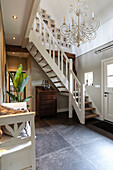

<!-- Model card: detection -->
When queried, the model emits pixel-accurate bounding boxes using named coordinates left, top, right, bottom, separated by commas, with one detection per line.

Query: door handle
left=104, top=92, right=109, bottom=94
left=104, top=92, right=109, bottom=97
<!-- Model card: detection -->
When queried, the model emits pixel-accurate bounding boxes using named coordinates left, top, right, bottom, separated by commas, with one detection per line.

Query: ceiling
left=40, top=0, right=113, bottom=28
left=1, top=0, right=113, bottom=50
left=1, top=0, right=34, bottom=46
left=7, top=51, right=29, bottom=58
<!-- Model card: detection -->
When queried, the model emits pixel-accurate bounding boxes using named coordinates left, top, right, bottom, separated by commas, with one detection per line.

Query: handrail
left=36, top=13, right=69, bottom=63
left=70, top=70, right=81, bottom=86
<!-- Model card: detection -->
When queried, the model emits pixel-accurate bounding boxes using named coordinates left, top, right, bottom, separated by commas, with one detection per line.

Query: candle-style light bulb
left=72, top=17, right=74, bottom=25
left=64, top=16, right=65, bottom=23
left=69, top=24, right=70, bottom=30
left=92, top=11, right=95, bottom=19
left=83, top=16, right=85, bottom=25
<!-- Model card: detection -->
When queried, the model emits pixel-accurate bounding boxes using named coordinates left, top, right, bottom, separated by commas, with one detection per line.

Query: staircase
left=26, top=12, right=99, bottom=124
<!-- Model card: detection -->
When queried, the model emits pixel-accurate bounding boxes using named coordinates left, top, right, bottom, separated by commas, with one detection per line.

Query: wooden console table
left=36, top=86, right=57, bottom=117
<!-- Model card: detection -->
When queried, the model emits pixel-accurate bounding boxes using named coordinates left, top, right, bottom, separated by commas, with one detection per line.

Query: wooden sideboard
left=36, top=86, right=57, bottom=117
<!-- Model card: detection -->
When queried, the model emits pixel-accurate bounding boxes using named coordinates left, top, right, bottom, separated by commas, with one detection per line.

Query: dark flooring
left=35, top=112, right=113, bottom=170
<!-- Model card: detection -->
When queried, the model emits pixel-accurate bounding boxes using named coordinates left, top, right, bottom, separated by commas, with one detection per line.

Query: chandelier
left=60, top=0, right=100, bottom=47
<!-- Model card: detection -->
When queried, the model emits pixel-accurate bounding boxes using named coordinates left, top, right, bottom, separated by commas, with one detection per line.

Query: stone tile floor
left=35, top=112, right=113, bottom=170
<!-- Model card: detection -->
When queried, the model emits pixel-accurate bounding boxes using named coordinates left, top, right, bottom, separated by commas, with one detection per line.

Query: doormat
left=93, top=121, right=113, bottom=134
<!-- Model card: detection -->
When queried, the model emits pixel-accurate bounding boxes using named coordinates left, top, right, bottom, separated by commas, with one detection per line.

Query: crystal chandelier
left=60, top=0, right=100, bottom=47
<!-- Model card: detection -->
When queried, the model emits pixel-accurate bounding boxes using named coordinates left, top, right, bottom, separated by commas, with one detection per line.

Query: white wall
left=77, top=41, right=113, bottom=114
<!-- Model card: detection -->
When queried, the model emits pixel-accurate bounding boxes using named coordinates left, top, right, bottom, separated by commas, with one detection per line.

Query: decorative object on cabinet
left=42, top=80, right=50, bottom=90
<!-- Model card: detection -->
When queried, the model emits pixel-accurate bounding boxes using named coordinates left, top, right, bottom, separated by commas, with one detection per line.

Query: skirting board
left=57, top=108, right=69, bottom=113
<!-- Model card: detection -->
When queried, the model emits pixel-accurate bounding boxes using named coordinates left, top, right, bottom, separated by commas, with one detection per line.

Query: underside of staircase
left=26, top=12, right=99, bottom=124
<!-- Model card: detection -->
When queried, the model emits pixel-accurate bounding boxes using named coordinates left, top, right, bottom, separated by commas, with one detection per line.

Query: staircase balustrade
left=28, top=12, right=86, bottom=124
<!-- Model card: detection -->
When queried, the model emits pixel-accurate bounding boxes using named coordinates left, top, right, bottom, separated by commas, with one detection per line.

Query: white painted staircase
left=26, top=13, right=99, bottom=124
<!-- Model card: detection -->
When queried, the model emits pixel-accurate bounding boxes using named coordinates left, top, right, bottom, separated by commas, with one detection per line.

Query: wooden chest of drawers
left=36, top=86, right=57, bottom=117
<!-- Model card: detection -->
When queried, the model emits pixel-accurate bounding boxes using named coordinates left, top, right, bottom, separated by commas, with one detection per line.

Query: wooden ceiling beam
left=6, top=45, right=28, bottom=53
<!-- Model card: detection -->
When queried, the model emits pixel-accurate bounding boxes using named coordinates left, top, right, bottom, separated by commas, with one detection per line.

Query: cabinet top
left=36, top=86, right=57, bottom=93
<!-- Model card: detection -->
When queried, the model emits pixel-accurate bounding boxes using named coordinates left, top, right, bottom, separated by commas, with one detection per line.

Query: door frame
left=101, top=57, right=113, bottom=120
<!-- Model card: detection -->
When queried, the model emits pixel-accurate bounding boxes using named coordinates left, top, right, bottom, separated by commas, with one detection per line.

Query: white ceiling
left=1, top=0, right=33, bottom=46
left=1, top=0, right=113, bottom=48
left=40, top=0, right=113, bottom=28
left=7, top=52, right=29, bottom=58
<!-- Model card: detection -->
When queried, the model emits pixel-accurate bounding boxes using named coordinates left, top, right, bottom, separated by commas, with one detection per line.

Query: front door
left=104, top=59, right=113, bottom=122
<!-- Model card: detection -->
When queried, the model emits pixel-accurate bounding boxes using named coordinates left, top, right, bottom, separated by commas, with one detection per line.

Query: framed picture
left=51, top=24, right=55, bottom=28
left=50, top=19, right=55, bottom=24
left=41, top=9, right=46, bottom=14
left=43, top=19, right=49, bottom=25
left=56, top=28, right=60, bottom=33
left=57, top=33, right=61, bottom=40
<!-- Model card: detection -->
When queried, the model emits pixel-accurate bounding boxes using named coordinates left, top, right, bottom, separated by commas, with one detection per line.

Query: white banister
left=30, top=12, right=86, bottom=124
left=34, top=13, right=70, bottom=80
left=69, top=59, right=73, bottom=118
left=81, top=84, right=85, bottom=124
left=69, top=69, right=85, bottom=123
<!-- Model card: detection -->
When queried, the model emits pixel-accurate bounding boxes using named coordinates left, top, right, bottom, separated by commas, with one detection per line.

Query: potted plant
left=6, top=64, right=33, bottom=108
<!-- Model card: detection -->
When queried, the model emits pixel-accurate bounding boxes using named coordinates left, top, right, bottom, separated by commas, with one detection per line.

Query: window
left=107, top=64, right=113, bottom=88
left=84, top=72, right=93, bottom=86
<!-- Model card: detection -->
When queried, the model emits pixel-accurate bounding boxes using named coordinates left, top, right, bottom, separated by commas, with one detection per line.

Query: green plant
left=6, top=64, right=33, bottom=106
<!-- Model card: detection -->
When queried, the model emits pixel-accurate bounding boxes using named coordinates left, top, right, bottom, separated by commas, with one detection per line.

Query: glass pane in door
left=107, top=64, right=113, bottom=76
left=107, top=76, right=113, bottom=88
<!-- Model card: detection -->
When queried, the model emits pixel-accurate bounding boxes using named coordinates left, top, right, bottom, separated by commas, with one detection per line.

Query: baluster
left=69, top=59, right=73, bottom=93
left=58, top=49, right=60, bottom=69
left=78, top=87, right=80, bottom=109
left=75, top=81, right=76, bottom=99
left=81, top=84, right=85, bottom=124
left=61, top=51, right=63, bottom=73
left=43, top=26, right=46, bottom=46
left=53, top=42, right=55, bottom=62
left=49, top=34, right=51, bottom=57
left=66, top=59, right=68, bottom=79
left=39, top=22, right=42, bottom=42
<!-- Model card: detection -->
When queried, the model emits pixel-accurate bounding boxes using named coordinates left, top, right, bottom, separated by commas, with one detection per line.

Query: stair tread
left=38, top=58, right=44, bottom=63
left=54, top=81, right=61, bottom=84
left=61, top=91, right=69, bottom=93
left=85, top=101, right=92, bottom=104
left=57, top=86, right=65, bottom=88
left=50, top=75, right=57, bottom=78
left=85, top=107, right=95, bottom=111
left=42, top=64, right=48, bottom=68
left=85, top=113, right=99, bottom=119
left=46, top=70, right=53, bottom=73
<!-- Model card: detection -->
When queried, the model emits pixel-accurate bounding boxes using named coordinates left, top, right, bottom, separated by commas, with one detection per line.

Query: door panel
left=104, top=59, right=113, bottom=122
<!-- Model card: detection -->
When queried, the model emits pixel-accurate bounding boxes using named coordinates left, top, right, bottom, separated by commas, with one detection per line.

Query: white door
left=104, top=59, right=113, bottom=122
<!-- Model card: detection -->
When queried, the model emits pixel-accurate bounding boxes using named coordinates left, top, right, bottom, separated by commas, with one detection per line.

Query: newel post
left=81, top=84, right=85, bottom=124
left=69, top=59, right=73, bottom=118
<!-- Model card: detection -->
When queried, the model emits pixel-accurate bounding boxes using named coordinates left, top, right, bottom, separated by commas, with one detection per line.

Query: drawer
left=40, top=95, right=56, bottom=101
left=40, top=104, right=56, bottom=110
left=40, top=100, right=56, bottom=106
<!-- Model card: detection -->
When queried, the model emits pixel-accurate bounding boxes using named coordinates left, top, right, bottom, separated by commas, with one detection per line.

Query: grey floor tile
left=35, top=130, right=70, bottom=158
left=75, top=138, right=113, bottom=170
left=36, top=147, right=96, bottom=170
left=56, top=124, right=104, bottom=147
